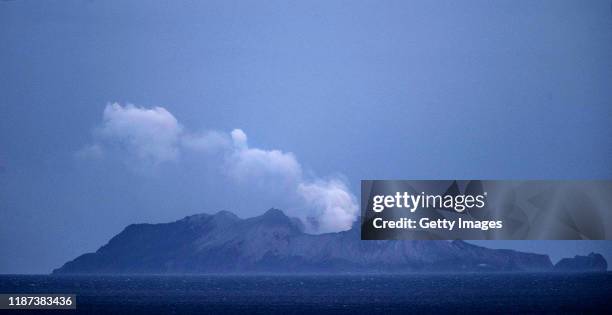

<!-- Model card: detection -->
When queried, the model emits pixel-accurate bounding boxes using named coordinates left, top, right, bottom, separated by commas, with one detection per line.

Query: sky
left=1, top=0, right=612, bottom=273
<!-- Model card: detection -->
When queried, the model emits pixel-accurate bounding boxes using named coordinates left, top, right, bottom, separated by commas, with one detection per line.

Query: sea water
left=1, top=273, right=611, bottom=314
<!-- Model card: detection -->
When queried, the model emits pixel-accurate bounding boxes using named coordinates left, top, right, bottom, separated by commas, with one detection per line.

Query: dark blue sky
left=1, top=0, right=611, bottom=273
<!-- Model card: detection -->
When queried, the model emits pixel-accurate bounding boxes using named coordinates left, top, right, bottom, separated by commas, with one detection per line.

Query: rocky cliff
left=554, top=253, right=607, bottom=272
left=54, top=209, right=601, bottom=274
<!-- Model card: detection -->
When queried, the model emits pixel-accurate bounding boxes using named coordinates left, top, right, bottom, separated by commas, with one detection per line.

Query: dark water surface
left=1, top=273, right=611, bottom=314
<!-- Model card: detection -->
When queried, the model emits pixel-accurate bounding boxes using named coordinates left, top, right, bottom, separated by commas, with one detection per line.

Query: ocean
left=1, top=273, right=611, bottom=314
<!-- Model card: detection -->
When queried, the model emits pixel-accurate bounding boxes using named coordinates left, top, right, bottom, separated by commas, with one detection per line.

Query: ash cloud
left=79, top=103, right=358, bottom=233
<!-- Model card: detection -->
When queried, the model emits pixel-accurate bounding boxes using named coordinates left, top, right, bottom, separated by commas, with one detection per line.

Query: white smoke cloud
left=226, top=129, right=302, bottom=184
left=181, top=130, right=231, bottom=153
left=297, top=179, right=359, bottom=233
left=230, top=129, right=248, bottom=149
left=95, top=103, right=183, bottom=165
left=80, top=103, right=358, bottom=233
